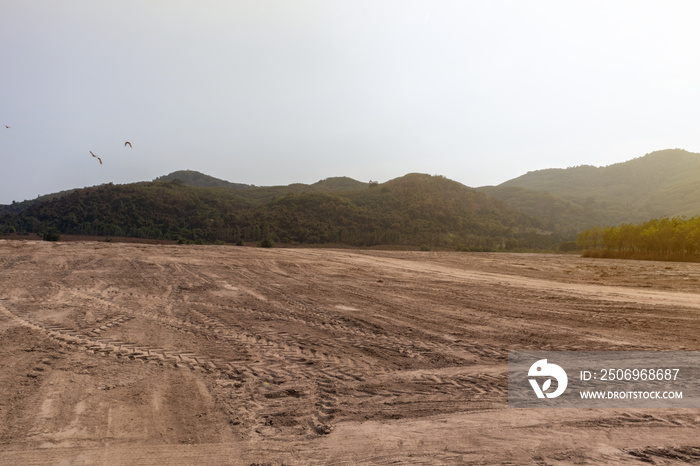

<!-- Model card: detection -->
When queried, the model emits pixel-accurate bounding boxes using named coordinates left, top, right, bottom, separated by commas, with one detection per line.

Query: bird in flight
left=124, top=141, right=132, bottom=148
left=90, top=151, right=102, bottom=165
left=4, top=125, right=10, bottom=129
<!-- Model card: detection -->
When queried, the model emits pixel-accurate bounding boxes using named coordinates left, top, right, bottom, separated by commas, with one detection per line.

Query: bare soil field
left=1, top=240, right=700, bottom=464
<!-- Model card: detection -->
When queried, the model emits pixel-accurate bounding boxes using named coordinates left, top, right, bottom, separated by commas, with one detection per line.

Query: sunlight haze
left=2, top=0, right=700, bottom=204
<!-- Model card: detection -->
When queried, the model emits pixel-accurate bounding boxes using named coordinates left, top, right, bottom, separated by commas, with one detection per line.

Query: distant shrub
left=259, top=237, right=274, bottom=248
left=42, top=228, right=60, bottom=242
left=419, top=244, right=430, bottom=251
left=559, top=241, right=580, bottom=252
left=235, top=238, right=244, bottom=246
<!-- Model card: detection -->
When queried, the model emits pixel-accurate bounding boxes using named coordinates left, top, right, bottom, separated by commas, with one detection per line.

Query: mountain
left=231, top=176, right=369, bottom=205
left=0, top=171, right=370, bottom=215
left=478, top=149, right=700, bottom=231
left=155, top=170, right=254, bottom=190
left=4, top=148, right=699, bottom=248
left=261, top=173, right=542, bottom=246
left=0, top=174, right=547, bottom=249
left=155, top=170, right=367, bottom=193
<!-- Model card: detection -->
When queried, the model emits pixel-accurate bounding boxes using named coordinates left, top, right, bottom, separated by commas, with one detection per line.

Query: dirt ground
left=1, top=240, right=700, bottom=465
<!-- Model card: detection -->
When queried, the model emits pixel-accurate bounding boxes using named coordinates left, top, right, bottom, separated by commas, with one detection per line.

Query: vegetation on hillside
left=155, top=170, right=254, bottom=190
left=0, top=187, right=79, bottom=215
left=0, top=174, right=553, bottom=249
left=7, top=149, right=700, bottom=252
left=477, top=186, right=601, bottom=233
left=0, top=171, right=369, bottom=215
left=481, top=149, right=700, bottom=230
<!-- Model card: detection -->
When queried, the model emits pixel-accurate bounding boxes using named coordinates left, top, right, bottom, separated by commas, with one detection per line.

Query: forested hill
left=155, top=170, right=254, bottom=190
left=0, top=173, right=549, bottom=249
left=6, top=149, right=697, bottom=247
left=478, top=149, right=700, bottom=231
left=0, top=171, right=369, bottom=215
left=156, top=170, right=368, bottom=193
left=0, top=188, right=79, bottom=215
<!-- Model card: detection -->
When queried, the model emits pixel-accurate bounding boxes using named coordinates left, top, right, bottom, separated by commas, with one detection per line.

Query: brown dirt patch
left=1, top=240, right=700, bottom=463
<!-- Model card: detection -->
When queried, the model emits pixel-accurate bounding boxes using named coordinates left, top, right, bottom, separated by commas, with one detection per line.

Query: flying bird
left=90, top=151, right=102, bottom=165
left=124, top=141, right=132, bottom=148
left=4, top=125, right=10, bottom=129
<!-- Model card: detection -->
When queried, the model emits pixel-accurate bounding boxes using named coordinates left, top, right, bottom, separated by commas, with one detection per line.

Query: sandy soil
left=1, top=240, right=700, bottom=464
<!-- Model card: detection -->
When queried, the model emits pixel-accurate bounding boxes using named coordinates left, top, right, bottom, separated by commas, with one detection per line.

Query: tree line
left=577, top=216, right=700, bottom=260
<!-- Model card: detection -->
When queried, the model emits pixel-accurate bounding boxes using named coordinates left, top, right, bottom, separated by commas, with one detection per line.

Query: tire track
left=300, top=281, right=509, bottom=362
left=627, top=446, right=700, bottom=463
left=1, top=253, right=518, bottom=438
left=0, top=301, right=246, bottom=376
left=80, top=272, right=487, bottom=371
left=68, top=287, right=373, bottom=378
left=227, top=282, right=492, bottom=367
left=85, top=315, right=135, bottom=337
left=15, top=288, right=364, bottom=437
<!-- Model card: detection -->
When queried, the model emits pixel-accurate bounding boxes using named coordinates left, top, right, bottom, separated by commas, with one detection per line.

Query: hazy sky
left=2, top=1, right=700, bottom=204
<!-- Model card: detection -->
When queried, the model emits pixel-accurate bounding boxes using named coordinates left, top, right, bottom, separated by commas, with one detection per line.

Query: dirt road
left=1, top=240, right=700, bottom=464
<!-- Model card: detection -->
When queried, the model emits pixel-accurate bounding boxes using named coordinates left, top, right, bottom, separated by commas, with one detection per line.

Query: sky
left=2, top=1, right=700, bottom=204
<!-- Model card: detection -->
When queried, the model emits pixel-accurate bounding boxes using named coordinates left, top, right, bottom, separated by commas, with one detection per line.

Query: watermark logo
left=528, top=359, right=568, bottom=399
left=510, top=351, right=699, bottom=408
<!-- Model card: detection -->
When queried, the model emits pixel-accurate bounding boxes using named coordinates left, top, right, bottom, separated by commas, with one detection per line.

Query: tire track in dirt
left=70, top=274, right=371, bottom=373
left=0, top=302, right=237, bottom=374
left=74, top=264, right=439, bottom=375
left=70, top=286, right=374, bottom=383
left=336, top=278, right=652, bottom=354
left=224, top=277, right=487, bottom=369
left=185, top=271, right=510, bottom=427
left=0, top=299, right=288, bottom=436
left=626, top=446, right=700, bottom=463
left=2, top=250, right=513, bottom=438
left=4, top=249, right=602, bottom=441
left=45, top=288, right=360, bottom=437
left=1, top=298, right=286, bottom=437
left=189, top=296, right=505, bottom=429
left=84, top=315, right=135, bottom=337
left=182, top=306, right=371, bottom=437
left=312, top=281, right=508, bottom=362
left=149, top=263, right=430, bottom=436
left=59, top=291, right=298, bottom=388
left=341, top=368, right=506, bottom=420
